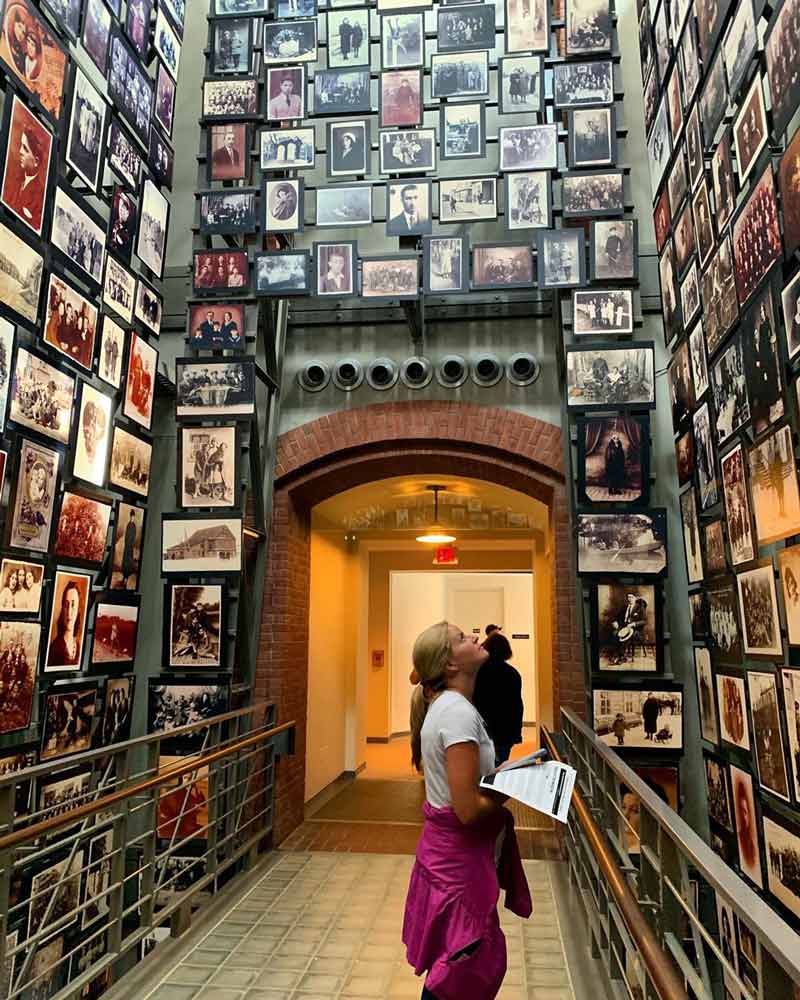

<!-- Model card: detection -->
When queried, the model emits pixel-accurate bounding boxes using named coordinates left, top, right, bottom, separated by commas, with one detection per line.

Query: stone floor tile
left=524, top=950, right=567, bottom=969
left=165, top=967, right=214, bottom=987
left=527, top=967, right=572, bottom=988
left=194, top=990, right=246, bottom=1000
left=294, top=971, right=342, bottom=992
left=179, top=949, right=230, bottom=967
left=528, top=989, right=575, bottom=1000
left=149, top=988, right=199, bottom=1000
left=207, top=969, right=260, bottom=990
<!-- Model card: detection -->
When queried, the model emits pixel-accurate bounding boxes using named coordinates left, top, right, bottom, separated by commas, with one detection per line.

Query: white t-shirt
left=421, top=690, right=496, bottom=808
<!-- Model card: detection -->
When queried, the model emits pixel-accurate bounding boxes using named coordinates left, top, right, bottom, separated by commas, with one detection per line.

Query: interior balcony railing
left=544, top=709, right=800, bottom=1000
left=0, top=702, right=295, bottom=1000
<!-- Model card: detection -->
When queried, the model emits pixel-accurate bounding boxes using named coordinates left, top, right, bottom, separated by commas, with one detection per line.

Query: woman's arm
left=446, top=741, right=508, bottom=825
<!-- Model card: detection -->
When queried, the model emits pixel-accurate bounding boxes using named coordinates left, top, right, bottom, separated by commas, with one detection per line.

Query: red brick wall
left=257, top=402, right=584, bottom=844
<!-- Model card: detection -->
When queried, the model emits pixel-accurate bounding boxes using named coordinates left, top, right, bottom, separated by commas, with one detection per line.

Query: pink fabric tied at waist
left=402, top=802, right=532, bottom=1000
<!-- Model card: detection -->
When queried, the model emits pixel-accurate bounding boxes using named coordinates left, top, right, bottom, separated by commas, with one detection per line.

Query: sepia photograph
left=693, top=402, right=718, bottom=510
left=0, top=747, right=35, bottom=817
left=680, top=487, right=703, bottom=584
left=265, top=66, right=304, bottom=120
left=695, top=648, right=718, bottom=742
left=167, top=584, right=224, bottom=668
left=135, top=280, right=163, bottom=339
left=782, top=669, right=800, bottom=797
left=44, top=270, right=98, bottom=372
left=0, top=557, right=43, bottom=613
left=180, top=425, right=237, bottom=509
left=658, top=244, right=681, bottom=346
left=210, top=123, right=250, bottom=182
left=137, top=179, right=169, bottom=278
left=254, top=251, right=310, bottom=295
left=711, top=331, right=749, bottom=444
left=148, top=680, right=229, bottom=750
left=111, top=502, right=145, bottom=591
left=92, top=598, right=139, bottom=666
left=327, top=121, right=370, bottom=177
left=380, top=12, right=422, bottom=70
left=572, top=290, right=633, bottom=335
left=782, top=271, right=800, bottom=363
left=499, top=124, right=557, bottom=172
left=0, top=94, right=53, bottom=237
left=441, top=102, right=485, bottom=160
left=361, top=256, right=418, bottom=298
left=733, top=74, right=769, bottom=187
left=261, top=126, right=314, bottom=172
left=737, top=562, right=783, bottom=658
left=9, top=346, right=75, bottom=446
left=188, top=303, right=245, bottom=350
left=506, top=171, right=551, bottom=231
left=472, top=244, right=533, bottom=290
left=28, top=852, right=83, bottom=938
left=780, top=127, right=800, bottom=258
left=162, top=516, right=242, bottom=575
left=0, top=621, right=39, bottom=733
left=721, top=442, right=755, bottom=566
left=566, top=0, right=612, bottom=54
left=748, top=671, right=790, bottom=801
left=647, top=99, right=671, bottom=195
left=506, top=0, right=549, bottom=52
left=423, top=236, right=468, bottom=295
left=591, top=220, right=637, bottom=281
left=109, top=29, right=154, bottom=144
left=125, top=0, right=153, bottom=58
left=733, top=165, right=783, bottom=307
left=674, top=203, right=696, bottom=277
left=742, top=285, right=784, bottom=436
left=41, top=684, right=96, bottom=757
left=101, top=675, right=134, bottom=745
left=73, top=381, right=112, bottom=488
left=38, top=769, right=89, bottom=822
left=204, top=76, right=260, bottom=120
left=764, top=814, right=800, bottom=920
left=593, top=687, right=683, bottom=749
left=211, top=17, right=253, bottom=74
left=569, top=107, right=615, bottom=167
left=386, top=180, right=431, bottom=237
left=193, top=250, right=249, bottom=295
left=689, top=590, right=707, bottom=639
left=155, top=62, right=176, bottom=137
left=576, top=510, right=667, bottom=577
left=680, top=260, right=701, bottom=328
left=553, top=60, right=613, bottom=108
left=565, top=170, right=624, bottom=218
left=576, top=414, right=648, bottom=504
left=780, top=548, right=800, bottom=645
left=708, top=579, right=743, bottom=664
left=566, top=343, right=655, bottom=409
left=54, top=492, right=111, bottom=566
left=749, top=425, right=800, bottom=546
left=711, top=130, right=737, bottom=234
left=0, top=0, right=68, bottom=122
left=9, top=437, right=59, bottom=552
left=498, top=55, right=542, bottom=114
left=430, top=51, right=489, bottom=99
left=717, top=672, right=749, bottom=749
left=692, top=181, right=715, bottom=268
left=538, top=228, right=585, bottom=289
left=66, top=67, right=107, bottom=192
left=702, top=236, right=738, bottom=354
left=765, top=0, right=800, bottom=137
left=706, top=755, right=733, bottom=831
left=685, top=106, right=704, bottom=189
left=439, top=177, right=496, bottom=224
left=699, top=49, right=728, bottom=147
left=109, top=424, right=152, bottom=499
left=123, top=334, right=157, bottom=432
left=679, top=20, right=701, bottom=103
left=157, top=756, right=209, bottom=840
left=379, top=128, right=436, bottom=174
left=380, top=70, right=422, bottom=129
left=264, top=178, right=304, bottom=234
left=82, top=830, right=113, bottom=927
left=723, top=0, right=758, bottom=99
left=689, top=320, right=709, bottom=397
left=199, top=189, right=257, bottom=237
left=592, top=582, right=661, bottom=672
left=676, top=430, right=695, bottom=486
left=0, top=221, right=43, bottom=326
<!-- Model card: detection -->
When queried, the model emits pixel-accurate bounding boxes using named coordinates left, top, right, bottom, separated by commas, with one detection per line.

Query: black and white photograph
left=162, top=516, right=242, bottom=576
left=135, top=280, right=163, bottom=338
left=702, top=237, right=738, bottom=354
left=0, top=747, right=36, bottom=817
left=680, top=487, right=703, bottom=583
left=593, top=687, right=683, bottom=749
left=212, top=18, right=253, bottom=74
left=167, top=584, right=224, bottom=668
left=151, top=130, right=175, bottom=188
left=107, top=185, right=138, bottom=268
left=103, top=680, right=135, bottom=744
left=711, top=332, right=750, bottom=444
left=430, top=51, right=489, bottom=99
left=471, top=244, right=534, bottom=290
left=765, top=0, right=800, bottom=137
left=708, top=579, right=744, bottom=664
left=175, top=358, right=256, bottom=418
left=748, top=671, right=790, bottom=800
left=742, top=285, right=784, bottom=436
left=50, top=185, right=105, bottom=288
left=108, top=120, right=143, bottom=191
left=733, top=75, right=768, bottom=186
left=721, top=442, right=755, bottom=566
left=316, top=185, right=372, bottom=227
left=723, top=0, right=757, bottom=99
left=674, top=203, right=696, bottom=277
left=506, top=0, right=549, bottom=52
left=263, top=18, right=317, bottom=64
left=109, top=424, right=152, bottom=499
left=10, top=345, right=75, bottom=446
left=82, top=830, right=113, bottom=927
left=137, top=179, right=169, bottom=278
left=103, top=255, right=135, bottom=325
left=737, top=562, right=783, bottom=658
left=668, top=338, right=695, bottom=431
left=689, top=321, right=709, bottom=397
left=381, top=12, right=422, bottom=70
left=125, top=0, right=152, bottom=58
left=111, top=502, right=145, bottom=591
left=711, top=131, right=737, bottom=232
left=782, top=669, right=800, bottom=796
left=423, top=236, right=469, bottom=295
left=666, top=66, right=684, bottom=145
left=572, top=290, right=633, bottom=336
left=591, top=582, right=661, bottom=673
left=680, top=260, right=701, bottom=328
left=437, top=4, right=495, bottom=51
left=591, top=220, right=637, bottom=281
left=696, top=648, right=718, bottom=742
left=98, top=316, right=125, bottom=390
left=386, top=180, right=431, bottom=237
left=441, top=103, right=485, bottom=160
left=569, top=108, right=615, bottom=167
left=668, top=0, right=692, bottom=42
left=499, top=124, right=557, bottom=172
left=0, top=621, right=39, bottom=734
left=676, top=430, right=696, bottom=486
left=327, top=121, right=370, bottom=177
left=0, top=222, right=42, bottom=328
left=180, top=425, right=237, bottom=509
left=780, top=551, right=800, bottom=646
left=379, top=129, right=436, bottom=174
left=692, top=183, right=715, bottom=271
left=505, top=171, right=551, bottom=230
left=314, top=241, right=356, bottom=297
left=41, top=684, right=96, bottom=758
left=706, top=755, right=733, bottom=830
left=679, top=20, right=701, bottom=104
left=155, top=6, right=181, bottom=79
left=733, top=164, right=783, bottom=306
left=361, top=256, right=418, bottom=298
left=254, top=250, right=311, bottom=296
left=781, top=270, right=800, bottom=361
left=781, top=129, right=800, bottom=261
left=667, top=154, right=688, bottom=223
left=553, top=60, right=613, bottom=108
left=566, top=0, right=612, bottom=54
left=694, top=403, right=718, bottom=509
left=576, top=413, right=648, bottom=504
left=314, top=68, right=370, bottom=114
left=700, top=49, right=728, bottom=147
left=261, top=127, right=315, bottom=172
left=690, top=590, right=707, bottom=640
left=652, top=2, right=670, bottom=84
left=155, top=62, right=177, bottom=138
left=148, top=680, right=230, bottom=750
left=214, top=0, right=268, bottom=12
left=717, top=672, right=749, bottom=748
left=28, top=852, right=83, bottom=937
left=109, top=30, right=153, bottom=145
left=647, top=98, right=671, bottom=196
left=764, top=814, right=800, bottom=920
left=685, top=106, right=704, bottom=190
left=66, top=67, right=107, bottom=193
left=439, top=177, right=496, bottom=224
left=563, top=171, right=624, bottom=218
left=748, top=424, right=800, bottom=546
left=576, top=510, right=667, bottom=576
left=380, top=70, right=422, bottom=129
left=82, top=0, right=111, bottom=73
left=264, top=178, right=304, bottom=234
left=204, top=77, right=260, bottom=120
left=498, top=56, right=542, bottom=114
left=327, top=10, right=369, bottom=68
left=537, top=228, right=585, bottom=289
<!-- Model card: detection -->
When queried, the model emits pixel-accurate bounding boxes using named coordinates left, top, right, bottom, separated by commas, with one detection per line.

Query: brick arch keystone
left=258, top=402, right=583, bottom=843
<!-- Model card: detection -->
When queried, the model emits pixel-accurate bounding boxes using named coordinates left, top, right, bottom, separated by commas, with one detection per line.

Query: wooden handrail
left=541, top=725, right=689, bottom=1000
left=0, top=720, right=295, bottom=853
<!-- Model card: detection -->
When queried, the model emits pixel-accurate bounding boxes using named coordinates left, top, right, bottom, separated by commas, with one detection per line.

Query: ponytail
left=409, top=621, right=451, bottom=772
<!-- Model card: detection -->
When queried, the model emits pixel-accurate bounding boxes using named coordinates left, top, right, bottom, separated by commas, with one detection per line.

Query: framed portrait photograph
left=193, top=250, right=249, bottom=296
left=667, top=153, right=688, bottom=221
left=701, top=236, right=738, bottom=354
left=691, top=181, right=715, bottom=269
left=137, top=179, right=169, bottom=279
left=254, top=250, right=311, bottom=296
left=680, top=486, right=703, bottom=583
left=0, top=221, right=42, bottom=328
left=647, top=99, right=671, bottom=197
left=695, top=0, right=731, bottom=61
left=379, top=128, right=436, bottom=174
left=154, top=63, right=176, bottom=138
left=73, top=382, right=113, bottom=488
left=723, top=0, right=757, bottom=99
left=0, top=621, right=39, bottom=733
left=439, top=177, right=496, bottom=224
left=162, top=514, right=242, bottom=576
left=179, top=425, right=238, bottom=510
left=111, top=502, right=145, bottom=590
left=779, top=549, right=800, bottom=646
left=643, top=65, right=658, bottom=136
left=380, top=70, right=422, bottom=128
left=505, top=171, right=551, bottom=230
left=263, top=178, right=304, bottom=234
left=779, top=127, right=800, bottom=258
left=125, top=0, right=152, bottom=58
left=66, top=68, right=107, bottom=194
left=188, top=303, right=246, bottom=350
left=98, top=316, right=126, bottom=390
left=569, top=107, right=616, bottom=168
left=9, top=437, right=59, bottom=552
left=44, top=570, right=92, bottom=672
left=437, top=3, right=494, bottom=51
left=327, top=120, right=370, bottom=177
left=693, top=403, right=718, bottom=509
left=674, top=203, right=696, bottom=278
left=44, top=271, right=98, bottom=373
left=214, top=0, right=269, bottom=13
left=685, top=104, right=704, bottom=189
left=54, top=490, right=112, bottom=567
left=430, top=51, right=489, bottom=99
left=0, top=557, right=43, bottom=614
left=263, top=17, right=317, bottom=64
left=381, top=12, right=422, bottom=70
left=708, top=579, right=744, bottom=665
left=386, top=179, right=431, bottom=237
left=678, top=20, right=700, bottom=105
left=566, top=341, right=655, bottom=410
left=499, top=124, right=557, bottom=172
left=41, top=688, right=96, bottom=765
left=733, top=75, right=768, bottom=187
left=666, top=66, right=684, bottom=145
left=165, top=584, right=225, bottom=669
left=576, top=413, right=649, bottom=505
left=591, top=220, right=638, bottom=281
left=710, top=331, right=750, bottom=445
left=680, top=260, right=701, bottom=327
left=175, top=358, right=256, bottom=418
left=652, top=3, right=670, bottom=84
left=736, top=562, right=783, bottom=659
left=658, top=243, right=681, bottom=346
left=716, top=672, right=749, bottom=748
left=591, top=582, right=661, bottom=673
left=123, top=333, right=157, bottom=432
left=209, top=124, right=250, bottom=183
left=720, top=441, right=755, bottom=566
left=764, top=812, right=800, bottom=921
left=109, top=29, right=153, bottom=145
left=742, top=284, right=783, bottom=437
left=498, top=55, right=542, bottom=116
left=705, top=754, right=733, bottom=830
left=440, top=103, right=486, bottom=161
left=783, top=270, right=800, bottom=362
left=265, top=67, right=304, bottom=120
left=553, top=60, right=613, bottom=108
left=592, top=685, right=683, bottom=750
left=41, top=0, right=82, bottom=39
left=471, top=243, right=533, bottom=291
left=563, top=170, right=624, bottom=218
left=0, top=94, right=53, bottom=238
left=0, top=0, right=68, bottom=123
left=566, top=0, right=611, bottom=54
left=155, top=6, right=181, bottom=79
left=782, top=670, right=800, bottom=796
left=653, top=189, right=671, bottom=258
left=572, top=289, right=633, bottom=336
left=313, top=241, right=356, bottom=298
left=203, top=77, right=260, bottom=120
left=505, top=0, right=549, bottom=52
left=676, top=429, right=695, bottom=487
left=537, top=228, right=586, bottom=289
left=577, top=509, right=667, bottom=577
left=328, top=10, right=370, bottom=68
left=107, top=119, right=143, bottom=192
left=9, top=346, right=74, bottom=446
left=695, top=648, right=718, bottom=741
left=314, top=68, right=370, bottom=114
left=361, top=255, right=418, bottom=299
left=148, top=679, right=230, bottom=750
left=730, top=766, right=763, bottom=888
left=765, top=0, right=800, bottom=138
left=747, top=671, right=790, bottom=801
left=99, top=675, right=135, bottom=744
left=134, top=280, right=163, bottom=339
left=423, top=236, right=469, bottom=295
left=260, top=126, right=314, bottom=172
left=199, top=189, right=257, bottom=238
left=699, top=49, right=728, bottom=148
left=0, top=747, right=36, bottom=817
left=106, top=186, right=138, bottom=268
left=103, top=255, right=136, bottom=325
left=109, top=424, right=152, bottom=499
left=211, top=17, right=253, bottom=74
left=748, top=424, right=800, bottom=546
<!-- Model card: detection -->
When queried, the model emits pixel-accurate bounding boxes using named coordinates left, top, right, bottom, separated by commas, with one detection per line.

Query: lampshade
left=415, top=486, right=456, bottom=544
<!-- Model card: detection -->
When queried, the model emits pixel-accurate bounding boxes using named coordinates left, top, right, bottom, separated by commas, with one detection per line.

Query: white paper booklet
left=480, top=758, right=576, bottom=825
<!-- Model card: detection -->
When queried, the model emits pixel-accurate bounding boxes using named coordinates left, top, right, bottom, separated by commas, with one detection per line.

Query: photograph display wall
left=637, top=0, right=800, bottom=934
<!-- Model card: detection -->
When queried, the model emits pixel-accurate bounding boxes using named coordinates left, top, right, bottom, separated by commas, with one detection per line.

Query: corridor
left=132, top=850, right=598, bottom=1000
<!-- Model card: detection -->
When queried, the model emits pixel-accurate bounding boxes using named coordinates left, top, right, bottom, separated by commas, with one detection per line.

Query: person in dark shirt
left=472, top=630, right=524, bottom=766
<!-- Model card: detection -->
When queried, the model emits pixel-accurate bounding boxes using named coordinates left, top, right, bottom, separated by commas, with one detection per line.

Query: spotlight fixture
left=297, top=360, right=331, bottom=393
left=416, top=485, right=457, bottom=545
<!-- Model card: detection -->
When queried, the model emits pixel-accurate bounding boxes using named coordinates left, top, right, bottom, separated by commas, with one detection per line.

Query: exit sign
left=433, top=546, right=458, bottom=565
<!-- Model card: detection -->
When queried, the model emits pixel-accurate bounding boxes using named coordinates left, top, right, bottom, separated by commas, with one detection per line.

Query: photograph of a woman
left=45, top=571, right=91, bottom=671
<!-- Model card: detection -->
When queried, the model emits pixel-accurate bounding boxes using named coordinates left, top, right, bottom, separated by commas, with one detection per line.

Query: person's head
left=620, top=784, right=640, bottom=833
left=58, top=581, right=82, bottom=636
left=482, top=630, right=512, bottom=662
left=342, top=132, right=355, bottom=152
left=279, top=77, right=294, bottom=96
left=19, top=127, right=42, bottom=176
left=223, top=129, right=235, bottom=150
left=7, top=571, right=17, bottom=593
left=25, top=570, right=34, bottom=590
left=401, top=184, right=419, bottom=215
left=485, top=624, right=501, bottom=637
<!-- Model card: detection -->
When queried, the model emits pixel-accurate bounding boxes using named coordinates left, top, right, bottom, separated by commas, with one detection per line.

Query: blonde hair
left=409, top=621, right=451, bottom=772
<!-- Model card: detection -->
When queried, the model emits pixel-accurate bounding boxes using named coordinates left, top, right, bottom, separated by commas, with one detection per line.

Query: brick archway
left=257, top=402, right=584, bottom=842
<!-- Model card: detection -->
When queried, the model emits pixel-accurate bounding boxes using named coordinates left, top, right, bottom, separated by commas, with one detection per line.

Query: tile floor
left=142, top=852, right=576, bottom=1000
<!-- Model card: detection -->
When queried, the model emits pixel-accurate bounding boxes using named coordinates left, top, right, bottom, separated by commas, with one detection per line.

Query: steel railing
left=0, top=701, right=294, bottom=1000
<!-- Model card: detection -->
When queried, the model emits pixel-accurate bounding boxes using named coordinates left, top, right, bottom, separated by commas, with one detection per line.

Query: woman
left=404, top=622, right=531, bottom=1000
left=472, top=631, right=524, bottom=766
left=47, top=580, right=83, bottom=668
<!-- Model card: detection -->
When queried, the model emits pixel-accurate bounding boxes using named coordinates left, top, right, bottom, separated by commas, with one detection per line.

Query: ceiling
left=311, top=475, right=548, bottom=539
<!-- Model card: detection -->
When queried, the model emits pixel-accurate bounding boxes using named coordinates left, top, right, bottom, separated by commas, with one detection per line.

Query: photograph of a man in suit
left=2, top=104, right=50, bottom=235
left=268, top=75, right=302, bottom=119
left=319, top=248, right=351, bottom=294
left=213, top=129, right=240, bottom=170
left=387, top=183, right=430, bottom=236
